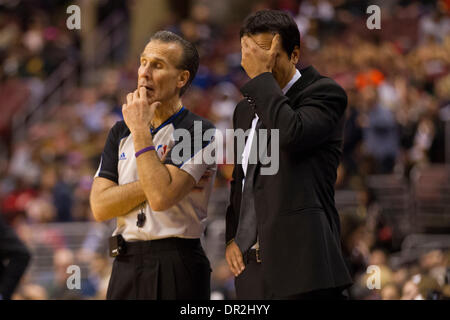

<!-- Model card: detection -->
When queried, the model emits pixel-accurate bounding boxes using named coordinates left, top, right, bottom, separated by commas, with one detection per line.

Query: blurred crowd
left=0, top=2, right=79, bottom=154
left=1, top=0, right=450, bottom=300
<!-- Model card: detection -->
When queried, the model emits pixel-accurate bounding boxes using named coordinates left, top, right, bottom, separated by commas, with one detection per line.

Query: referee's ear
left=177, top=70, right=190, bottom=92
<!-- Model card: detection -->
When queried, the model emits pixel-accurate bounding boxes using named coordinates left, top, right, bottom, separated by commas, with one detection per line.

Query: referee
left=90, top=31, right=216, bottom=300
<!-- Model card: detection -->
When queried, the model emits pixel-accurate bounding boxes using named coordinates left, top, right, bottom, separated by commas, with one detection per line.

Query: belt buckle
left=256, top=248, right=261, bottom=263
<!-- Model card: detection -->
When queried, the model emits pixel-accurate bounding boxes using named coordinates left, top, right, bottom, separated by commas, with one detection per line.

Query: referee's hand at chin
left=225, top=239, right=245, bottom=277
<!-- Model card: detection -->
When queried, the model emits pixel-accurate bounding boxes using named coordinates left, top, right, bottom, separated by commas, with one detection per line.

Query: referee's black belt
left=243, top=248, right=261, bottom=264
left=123, top=237, right=201, bottom=255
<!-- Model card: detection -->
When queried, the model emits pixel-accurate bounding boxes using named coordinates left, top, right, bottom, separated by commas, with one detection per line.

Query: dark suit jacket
left=225, top=66, right=353, bottom=296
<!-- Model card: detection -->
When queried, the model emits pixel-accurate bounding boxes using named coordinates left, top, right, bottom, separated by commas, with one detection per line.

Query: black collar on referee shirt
left=150, top=106, right=186, bottom=136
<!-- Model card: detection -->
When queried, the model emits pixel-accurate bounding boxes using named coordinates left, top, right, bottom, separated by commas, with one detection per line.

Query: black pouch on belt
left=109, top=234, right=126, bottom=257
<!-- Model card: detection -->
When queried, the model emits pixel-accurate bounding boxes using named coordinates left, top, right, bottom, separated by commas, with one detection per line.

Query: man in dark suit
left=225, top=10, right=353, bottom=299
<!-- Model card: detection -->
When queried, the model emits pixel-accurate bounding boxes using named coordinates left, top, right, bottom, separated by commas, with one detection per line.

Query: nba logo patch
left=156, top=144, right=168, bottom=159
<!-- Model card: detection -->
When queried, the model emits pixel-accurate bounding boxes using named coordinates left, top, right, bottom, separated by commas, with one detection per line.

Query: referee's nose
left=138, top=63, right=152, bottom=81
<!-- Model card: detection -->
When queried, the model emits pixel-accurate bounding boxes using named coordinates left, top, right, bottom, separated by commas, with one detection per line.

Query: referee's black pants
left=235, top=249, right=349, bottom=300
left=106, top=238, right=211, bottom=300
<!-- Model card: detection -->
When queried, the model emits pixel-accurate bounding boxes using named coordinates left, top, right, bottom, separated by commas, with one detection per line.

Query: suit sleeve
left=225, top=106, right=240, bottom=245
left=240, top=72, right=347, bottom=153
left=94, top=123, right=120, bottom=183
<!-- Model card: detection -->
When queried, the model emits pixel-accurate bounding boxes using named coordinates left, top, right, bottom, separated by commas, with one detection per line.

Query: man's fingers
left=230, top=245, right=245, bottom=275
left=126, top=93, right=133, bottom=105
left=270, top=33, right=281, bottom=54
left=226, top=251, right=239, bottom=276
left=226, top=245, right=240, bottom=276
left=133, top=89, right=139, bottom=101
left=245, top=36, right=262, bottom=53
left=245, top=35, right=256, bottom=49
left=139, top=86, right=147, bottom=101
left=230, top=255, right=241, bottom=276
left=241, top=36, right=249, bottom=49
left=241, top=38, right=248, bottom=60
left=226, top=241, right=246, bottom=276
left=234, top=248, right=245, bottom=271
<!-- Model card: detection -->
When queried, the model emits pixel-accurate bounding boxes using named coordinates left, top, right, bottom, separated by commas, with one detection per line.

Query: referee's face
left=138, top=40, right=189, bottom=104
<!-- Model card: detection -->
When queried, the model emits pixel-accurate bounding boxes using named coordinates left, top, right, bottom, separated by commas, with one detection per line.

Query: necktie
left=234, top=118, right=263, bottom=253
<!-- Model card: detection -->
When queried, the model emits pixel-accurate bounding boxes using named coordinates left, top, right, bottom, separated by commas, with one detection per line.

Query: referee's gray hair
left=150, top=30, right=199, bottom=96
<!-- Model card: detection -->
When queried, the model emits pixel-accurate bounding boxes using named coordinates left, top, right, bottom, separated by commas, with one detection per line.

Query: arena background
left=0, top=0, right=449, bottom=300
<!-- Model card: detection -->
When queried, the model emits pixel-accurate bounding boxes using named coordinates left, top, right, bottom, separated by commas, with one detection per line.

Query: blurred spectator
left=381, top=282, right=401, bottom=300
left=402, top=279, right=424, bottom=300
left=360, top=85, right=400, bottom=174
left=45, top=248, right=82, bottom=299
left=76, top=88, right=111, bottom=134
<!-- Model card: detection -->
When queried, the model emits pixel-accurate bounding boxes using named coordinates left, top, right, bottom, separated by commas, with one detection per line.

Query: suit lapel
left=236, top=100, right=255, bottom=132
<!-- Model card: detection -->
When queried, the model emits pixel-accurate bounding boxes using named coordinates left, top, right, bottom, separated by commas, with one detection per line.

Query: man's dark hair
left=240, top=10, right=300, bottom=57
left=150, top=30, right=199, bottom=96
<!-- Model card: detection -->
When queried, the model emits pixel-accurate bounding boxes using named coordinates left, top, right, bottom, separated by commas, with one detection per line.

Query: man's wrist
left=132, top=127, right=154, bottom=151
left=135, top=146, right=155, bottom=158
left=130, top=124, right=149, bottom=135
